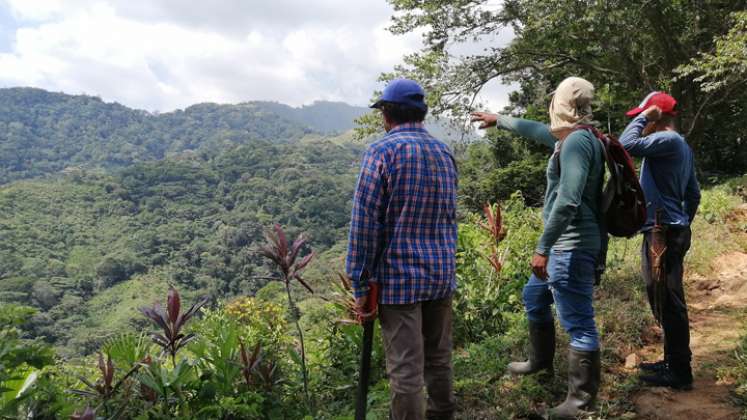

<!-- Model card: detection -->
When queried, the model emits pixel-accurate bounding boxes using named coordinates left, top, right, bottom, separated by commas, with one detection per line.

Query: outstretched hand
left=470, top=112, right=499, bottom=129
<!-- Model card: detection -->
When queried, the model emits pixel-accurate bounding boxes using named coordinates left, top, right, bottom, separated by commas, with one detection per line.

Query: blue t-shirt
left=619, top=115, right=701, bottom=230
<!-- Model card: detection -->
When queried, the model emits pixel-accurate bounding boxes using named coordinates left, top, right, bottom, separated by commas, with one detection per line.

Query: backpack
left=574, top=125, right=646, bottom=237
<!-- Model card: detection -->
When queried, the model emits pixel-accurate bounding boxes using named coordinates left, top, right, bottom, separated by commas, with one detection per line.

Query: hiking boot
left=546, top=348, right=601, bottom=419
left=639, top=363, right=693, bottom=390
left=639, top=359, right=667, bottom=372
left=508, top=321, right=555, bottom=375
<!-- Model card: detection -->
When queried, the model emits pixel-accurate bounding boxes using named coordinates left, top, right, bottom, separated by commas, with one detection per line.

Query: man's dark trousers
left=378, top=296, right=455, bottom=420
left=640, top=225, right=693, bottom=371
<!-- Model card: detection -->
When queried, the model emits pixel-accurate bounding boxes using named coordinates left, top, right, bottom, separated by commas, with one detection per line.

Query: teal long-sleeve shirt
left=494, top=116, right=604, bottom=255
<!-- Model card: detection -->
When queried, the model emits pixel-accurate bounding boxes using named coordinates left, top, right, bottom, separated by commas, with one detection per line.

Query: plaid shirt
left=346, top=122, right=458, bottom=304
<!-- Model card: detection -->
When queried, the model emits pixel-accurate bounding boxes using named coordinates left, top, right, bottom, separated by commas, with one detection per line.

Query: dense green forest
left=0, top=136, right=361, bottom=356
left=0, top=89, right=371, bottom=359
left=0, top=87, right=370, bottom=184
left=1, top=1, right=747, bottom=419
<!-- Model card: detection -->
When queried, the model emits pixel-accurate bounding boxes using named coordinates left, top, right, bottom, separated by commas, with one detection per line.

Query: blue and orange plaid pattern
left=346, top=122, right=458, bottom=305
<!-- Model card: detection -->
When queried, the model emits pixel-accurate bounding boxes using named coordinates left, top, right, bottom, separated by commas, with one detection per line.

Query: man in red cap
left=620, top=92, right=701, bottom=390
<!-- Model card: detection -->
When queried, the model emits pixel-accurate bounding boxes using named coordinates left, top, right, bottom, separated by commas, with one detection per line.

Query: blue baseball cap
left=371, top=78, right=427, bottom=111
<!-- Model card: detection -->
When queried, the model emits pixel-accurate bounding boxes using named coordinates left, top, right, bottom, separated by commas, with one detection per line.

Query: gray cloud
left=0, top=0, right=513, bottom=112
left=111, top=0, right=393, bottom=37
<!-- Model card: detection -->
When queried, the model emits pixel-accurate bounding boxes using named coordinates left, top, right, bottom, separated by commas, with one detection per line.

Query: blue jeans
left=522, top=250, right=599, bottom=351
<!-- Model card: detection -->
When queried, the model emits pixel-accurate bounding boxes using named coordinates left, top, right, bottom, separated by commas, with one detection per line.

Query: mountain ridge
left=0, top=87, right=369, bottom=184
left=0, top=87, right=369, bottom=128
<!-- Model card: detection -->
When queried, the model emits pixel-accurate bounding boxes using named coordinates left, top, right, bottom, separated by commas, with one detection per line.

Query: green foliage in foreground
left=0, top=305, right=55, bottom=418
left=455, top=193, right=542, bottom=344
left=0, top=183, right=744, bottom=419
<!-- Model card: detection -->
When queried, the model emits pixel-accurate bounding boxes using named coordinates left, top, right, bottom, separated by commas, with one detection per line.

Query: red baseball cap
left=626, top=91, right=678, bottom=117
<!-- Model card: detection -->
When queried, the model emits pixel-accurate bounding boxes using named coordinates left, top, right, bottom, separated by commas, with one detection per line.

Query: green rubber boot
left=547, top=348, right=600, bottom=419
left=507, top=321, right=555, bottom=375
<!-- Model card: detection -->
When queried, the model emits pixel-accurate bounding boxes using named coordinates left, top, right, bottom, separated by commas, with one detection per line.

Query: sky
left=0, top=0, right=514, bottom=112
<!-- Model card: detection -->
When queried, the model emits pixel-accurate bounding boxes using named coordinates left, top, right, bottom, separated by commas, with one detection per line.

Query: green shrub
left=453, top=193, right=542, bottom=344
left=58, top=288, right=308, bottom=419
left=223, top=296, right=290, bottom=355
left=459, top=139, right=548, bottom=211
left=0, top=304, right=56, bottom=418
left=699, top=186, right=740, bottom=224
left=302, top=299, right=387, bottom=417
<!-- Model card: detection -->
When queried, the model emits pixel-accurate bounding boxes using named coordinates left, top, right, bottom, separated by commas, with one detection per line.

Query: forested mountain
left=0, top=138, right=361, bottom=355
left=0, top=88, right=369, bottom=184
left=0, top=87, right=375, bottom=355
left=253, top=100, right=369, bottom=134
left=0, top=87, right=472, bottom=356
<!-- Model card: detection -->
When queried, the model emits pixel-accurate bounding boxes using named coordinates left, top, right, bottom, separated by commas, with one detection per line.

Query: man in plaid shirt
left=346, top=79, right=458, bottom=420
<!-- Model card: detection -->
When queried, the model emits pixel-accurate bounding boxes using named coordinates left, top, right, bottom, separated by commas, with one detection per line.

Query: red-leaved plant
left=479, top=203, right=507, bottom=273
left=259, top=224, right=314, bottom=294
left=140, top=287, right=208, bottom=367
left=254, top=358, right=282, bottom=392
left=239, top=340, right=262, bottom=388
left=238, top=339, right=282, bottom=392
left=259, top=223, right=314, bottom=402
left=69, top=352, right=141, bottom=417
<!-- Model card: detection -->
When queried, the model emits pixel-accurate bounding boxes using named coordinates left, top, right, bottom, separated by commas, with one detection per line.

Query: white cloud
left=0, top=0, right=513, bottom=112
left=3, top=0, right=67, bottom=21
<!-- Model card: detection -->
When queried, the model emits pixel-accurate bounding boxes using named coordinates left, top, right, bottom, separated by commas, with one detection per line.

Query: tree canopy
left=385, top=0, right=747, bottom=174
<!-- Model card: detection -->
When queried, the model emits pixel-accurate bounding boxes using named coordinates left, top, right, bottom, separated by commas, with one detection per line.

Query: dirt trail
left=632, top=250, right=747, bottom=420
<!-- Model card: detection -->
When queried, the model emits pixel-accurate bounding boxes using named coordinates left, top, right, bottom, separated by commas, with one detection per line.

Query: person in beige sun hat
left=471, top=76, right=605, bottom=419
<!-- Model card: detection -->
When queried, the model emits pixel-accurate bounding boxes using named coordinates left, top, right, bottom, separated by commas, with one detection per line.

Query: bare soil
left=631, top=250, right=747, bottom=419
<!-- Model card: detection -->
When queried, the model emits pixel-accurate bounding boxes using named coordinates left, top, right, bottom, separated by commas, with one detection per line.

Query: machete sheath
left=649, top=208, right=668, bottom=323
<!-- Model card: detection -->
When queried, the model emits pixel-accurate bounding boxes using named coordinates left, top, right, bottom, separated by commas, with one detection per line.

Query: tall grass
left=687, top=186, right=746, bottom=275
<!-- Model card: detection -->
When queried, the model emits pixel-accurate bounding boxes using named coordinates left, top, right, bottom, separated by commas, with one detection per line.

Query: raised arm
left=346, top=147, right=387, bottom=298
left=619, top=114, right=674, bottom=157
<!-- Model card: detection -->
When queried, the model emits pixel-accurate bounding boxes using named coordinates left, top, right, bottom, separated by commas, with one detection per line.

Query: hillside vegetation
left=0, top=87, right=368, bottom=184
left=2, top=2, right=747, bottom=418
left=2, top=182, right=745, bottom=419
left=0, top=137, right=361, bottom=356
